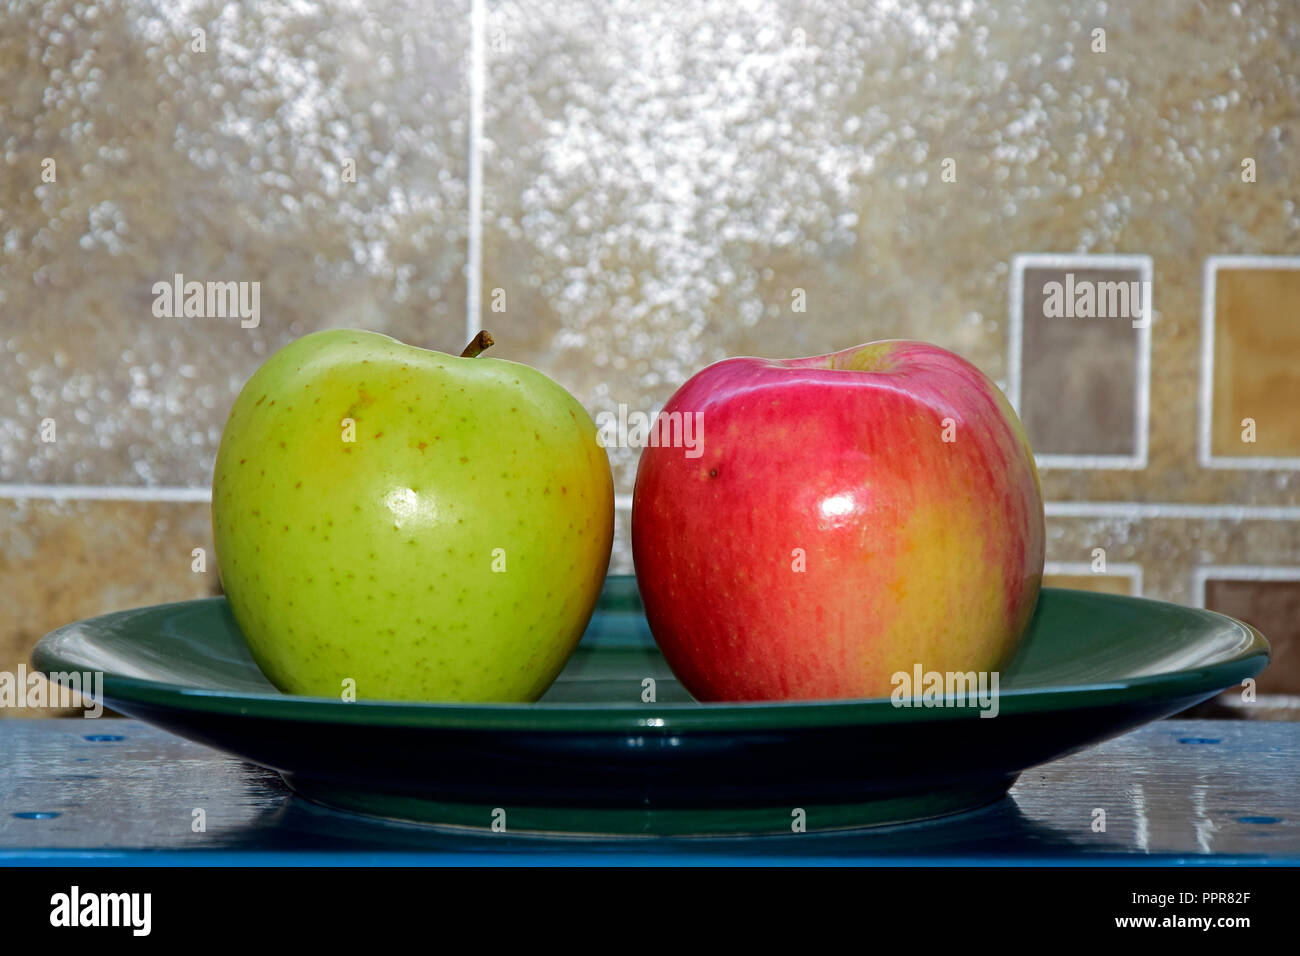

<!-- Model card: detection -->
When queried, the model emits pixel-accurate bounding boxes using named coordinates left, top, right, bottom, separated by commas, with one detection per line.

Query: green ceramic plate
left=32, top=577, right=1268, bottom=836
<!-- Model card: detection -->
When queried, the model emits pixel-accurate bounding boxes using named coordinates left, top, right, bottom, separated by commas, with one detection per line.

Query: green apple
left=212, top=329, right=614, bottom=702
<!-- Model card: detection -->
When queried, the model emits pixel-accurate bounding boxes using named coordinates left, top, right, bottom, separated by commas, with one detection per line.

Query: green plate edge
left=31, top=579, right=1271, bottom=732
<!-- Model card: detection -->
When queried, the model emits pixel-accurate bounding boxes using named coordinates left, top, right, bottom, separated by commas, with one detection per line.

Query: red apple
left=631, top=340, right=1045, bottom=702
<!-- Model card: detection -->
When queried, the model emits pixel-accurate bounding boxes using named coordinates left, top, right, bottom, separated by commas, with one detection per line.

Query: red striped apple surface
left=631, top=340, right=1045, bottom=702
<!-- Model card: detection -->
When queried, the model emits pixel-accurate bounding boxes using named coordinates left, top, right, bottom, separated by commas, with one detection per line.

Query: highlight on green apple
left=211, top=329, right=615, bottom=703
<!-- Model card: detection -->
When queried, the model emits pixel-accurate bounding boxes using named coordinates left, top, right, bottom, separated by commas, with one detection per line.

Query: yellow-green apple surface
left=212, top=329, right=614, bottom=702
left=631, top=340, right=1045, bottom=702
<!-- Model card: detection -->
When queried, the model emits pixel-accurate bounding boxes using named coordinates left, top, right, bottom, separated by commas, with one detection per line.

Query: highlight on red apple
left=630, top=340, right=1046, bottom=703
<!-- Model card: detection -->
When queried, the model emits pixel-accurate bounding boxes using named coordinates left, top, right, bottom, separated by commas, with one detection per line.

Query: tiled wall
left=2, top=0, right=1298, bottom=715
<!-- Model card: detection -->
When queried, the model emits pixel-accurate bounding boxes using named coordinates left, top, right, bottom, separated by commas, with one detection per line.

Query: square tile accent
left=1200, top=257, right=1300, bottom=467
left=1009, top=254, right=1152, bottom=468
left=1196, top=569, right=1300, bottom=696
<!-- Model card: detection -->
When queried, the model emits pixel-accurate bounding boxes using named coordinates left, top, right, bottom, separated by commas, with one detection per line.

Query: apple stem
left=460, top=330, right=495, bottom=358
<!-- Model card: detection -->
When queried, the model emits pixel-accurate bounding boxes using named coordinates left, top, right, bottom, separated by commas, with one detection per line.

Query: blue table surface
left=0, top=718, right=1297, bottom=865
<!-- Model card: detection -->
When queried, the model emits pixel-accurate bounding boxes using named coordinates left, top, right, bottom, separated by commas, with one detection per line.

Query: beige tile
left=1044, top=573, right=1134, bottom=596
left=0, top=498, right=216, bottom=717
left=1045, top=512, right=1300, bottom=605
left=483, top=0, right=1300, bottom=506
left=0, top=0, right=471, bottom=488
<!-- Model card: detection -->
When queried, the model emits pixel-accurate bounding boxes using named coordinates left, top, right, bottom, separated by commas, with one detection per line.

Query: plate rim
left=31, top=587, right=1271, bottom=733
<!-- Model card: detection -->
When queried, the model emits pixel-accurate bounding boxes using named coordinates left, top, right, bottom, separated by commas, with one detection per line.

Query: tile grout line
left=465, top=0, right=486, bottom=342
left=0, top=485, right=212, bottom=503
left=4, top=486, right=1300, bottom=520
left=1043, top=502, right=1300, bottom=520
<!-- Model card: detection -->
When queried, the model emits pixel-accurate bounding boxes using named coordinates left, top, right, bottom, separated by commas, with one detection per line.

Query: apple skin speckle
left=211, top=328, right=614, bottom=703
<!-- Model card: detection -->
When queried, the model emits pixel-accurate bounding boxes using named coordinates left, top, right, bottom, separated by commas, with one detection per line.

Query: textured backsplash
left=2, top=0, right=1298, bottom=714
